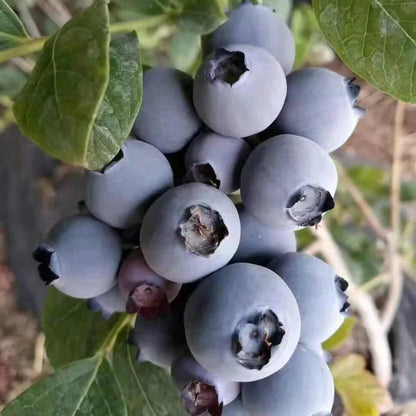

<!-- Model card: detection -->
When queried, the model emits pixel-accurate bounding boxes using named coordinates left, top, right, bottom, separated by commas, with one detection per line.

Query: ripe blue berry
left=33, top=214, right=122, bottom=298
left=171, top=349, right=240, bottom=416
left=242, top=345, right=335, bottom=416
left=133, top=67, right=203, bottom=153
left=184, top=263, right=300, bottom=382
left=223, top=397, right=249, bottom=416
left=193, top=44, right=286, bottom=138
left=271, top=68, right=365, bottom=152
left=203, top=1, right=295, bottom=74
left=268, top=252, right=350, bottom=346
left=232, top=203, right=296, bottom=265
left=87, top=285, right=125, bottom=320
left=130, top=312, right=186, bottom=369
left=241, top=134, right=338, bottom=230
left=184, top=131, right=251, bottom=194
left=85, top=139, right=173, bottom=229
left=140, top=183, right=241, bottom=283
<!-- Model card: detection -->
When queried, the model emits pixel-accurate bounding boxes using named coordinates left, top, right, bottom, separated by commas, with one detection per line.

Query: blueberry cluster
left=33, top=2, right=363, bottom=415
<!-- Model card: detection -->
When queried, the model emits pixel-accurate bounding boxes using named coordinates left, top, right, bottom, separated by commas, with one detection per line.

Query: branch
left=0, top=15, right=172, bottom=64
left=381, top=101, right=406, bottom=332
left=11, top=56, right=35, bottom=73
left=37, top=0, right=72, bottom=27
left=0, top=37, right=47, bottom=64
left=15, top=0, right=41, bottom=38
left=335, top=159, right=389, bottom=242
left=312, top=223, right=392, bottom=387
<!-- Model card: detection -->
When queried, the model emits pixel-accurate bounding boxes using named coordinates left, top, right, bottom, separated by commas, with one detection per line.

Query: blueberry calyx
left=206, top=48, right=248, bottom=85
left=184, top=163, right=221, bottom=190
left=99, top=148, right=124, bottom=174
left=287, top=185, right=335, bottom=227
left=125, top=283, right=170, bottom=318
left=345, top=77, right=366, bottom=118
left=179, top=205, right=229, bottom=257
left=335, top=276, right=350, bottom=314
left=32, top=247, right=59, bottom=285
left=181, top=381, right=223, bottom=416
left=232, top=309, right=285, bottom=370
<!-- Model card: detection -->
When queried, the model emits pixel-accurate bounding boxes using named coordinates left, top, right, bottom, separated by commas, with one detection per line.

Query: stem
left=312, top=223, right=392, bottom=387
left=335, top=159, right=389, bottom=242
left=15, top=0, right=41, bottom=38
left=0, top=37, right=47, bottom=63
left=0, top=15, right=172, bottom=64
left=99, top=314, right=135, bottom=358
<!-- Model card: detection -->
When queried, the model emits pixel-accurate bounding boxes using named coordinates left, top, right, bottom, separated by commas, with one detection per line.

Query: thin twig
left=302, top=240, right=322, bottom=256
left=381, top=101, right=406, bottom=331
left=37, top=0, right=71, bottom=27
left=33, top=332, right=45, bottom=374
left=15, top=0, right=41, bottom=38
left=359, top=273, right=387, bottom=293
left=335, top=159, right=389, bottom=242
left=11, top=57, right=35, bottom=73
left=312, top=223, right=392, bottom=387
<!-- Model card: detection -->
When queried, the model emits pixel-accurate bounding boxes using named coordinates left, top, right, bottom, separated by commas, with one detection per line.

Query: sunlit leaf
left=323, top=317, right=356, bottom=351
left=313, top=0, right=416, bottom=103
left=331, top=354, right=393, bottom=416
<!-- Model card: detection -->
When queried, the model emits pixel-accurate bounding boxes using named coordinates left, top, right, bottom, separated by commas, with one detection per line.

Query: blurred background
left=0, top=0, right=415, bottom=414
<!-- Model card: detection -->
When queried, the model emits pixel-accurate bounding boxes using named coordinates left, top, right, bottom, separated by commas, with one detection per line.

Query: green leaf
left=0, top=65, right=26, bottom=95
left=331, top=354, right=393, bottom=416
left=313, top=0, right=416, bottom=103
left=180, top=0, right=227, bottom=34
left=169, top=31, right=201, bottom=72
left=227, top=0, right=243, bottom=11
left=13, top=0, right=111, bottom=167
left=113, top=328, right=185, bottom=416
left=323, top=317, right=356, bottom=351
left=42, top=287, right=128, bottom=368
left=295, top=227, right=314, bottom=250
left=347, top=166, right=389, bottom=200
left=88, top=32, right=142, bottom=171
left=0, top=0, right=29, bottom=51
left=1, top=356, right=127, bottom=416
left=330, top=223, right=383, bottom=285
left=401, top=181, right=416, bottom=201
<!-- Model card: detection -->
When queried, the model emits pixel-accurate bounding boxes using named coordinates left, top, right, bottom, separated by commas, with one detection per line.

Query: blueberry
left=87, top=285, right=125, bottom=320
left=140, top=183, right=241, bottom=283
left=184, top=263, right=300, bottom=382
left=268, top=252, right=350, bottom=346
left=132, top=67, right=203, bottom=153
left=184, top=132, right=251, bottom=194
left=222, top=397, right=249, bottom=416
left=203, top=1, right=295, bottom=75
left=33, top=214, right=122, bottom=299
left=240, top=134, right=338, bottom=230
left=85, top=139, right=173, bottom=229
left=232, top=203, right=297, bottom=265
left=242, top=345, right=335, bottom=416
left=117, top=248, right=181, bottom=318
left=171, top=348, right=240, bottom=416
left=193, top=45, right=286, bottom=138
left=271, top=68, right=366, bottom=152
left=130, top=312, right=186, bottom=369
